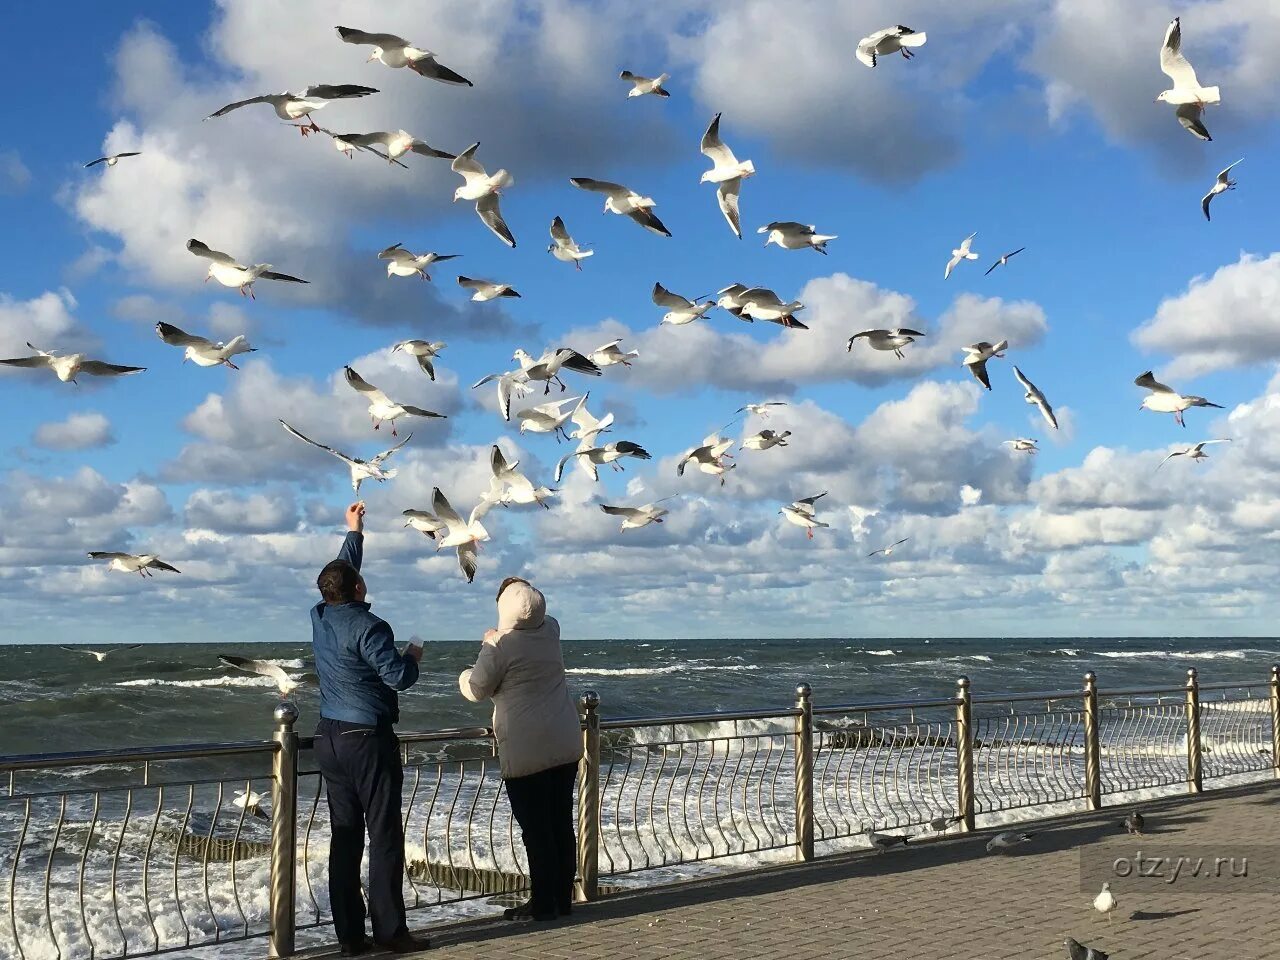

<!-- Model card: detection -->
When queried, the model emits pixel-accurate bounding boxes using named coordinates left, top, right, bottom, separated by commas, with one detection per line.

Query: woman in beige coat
left=459, top=577, right=582, bottom=921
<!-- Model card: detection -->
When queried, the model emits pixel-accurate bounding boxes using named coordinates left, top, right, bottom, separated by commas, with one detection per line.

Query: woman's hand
left=483, top=629, right=499, bottom=644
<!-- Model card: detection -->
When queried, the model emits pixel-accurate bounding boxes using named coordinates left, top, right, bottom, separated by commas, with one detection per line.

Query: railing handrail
left=0, top=738, right=276, bottom=773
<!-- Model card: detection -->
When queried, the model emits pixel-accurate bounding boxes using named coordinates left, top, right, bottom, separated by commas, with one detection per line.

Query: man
left=311, top=501, right=427, bottom=955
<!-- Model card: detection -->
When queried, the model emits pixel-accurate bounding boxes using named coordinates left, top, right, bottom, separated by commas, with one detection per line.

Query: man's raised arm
left=337, top=501, right=365, bottom=570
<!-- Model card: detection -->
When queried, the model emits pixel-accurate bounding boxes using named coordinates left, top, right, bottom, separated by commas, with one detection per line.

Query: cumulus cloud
left=33, top=412, right=117, bottom=451
left=185, top=488, right=300, bottom=533
left=0, top=149, right=31, bottom=195
left=0, top=289, right=89, bottom=359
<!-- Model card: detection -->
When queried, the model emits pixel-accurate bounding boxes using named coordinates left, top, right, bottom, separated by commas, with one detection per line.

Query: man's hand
left=346, top=501, right=365, bottom=533
left=404, top=642, right=423, bottom=663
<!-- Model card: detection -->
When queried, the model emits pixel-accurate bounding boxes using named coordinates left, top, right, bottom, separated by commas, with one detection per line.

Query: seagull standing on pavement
left=1202, top=159, right=1242, bottom=220
left=0, top=344, right=145, bottom=384
left=986, top=831, right=1034, bottom=853
left=944, top=232, right=979, bottom=279
left=1135, top=371, right=1223, bottom=427
left=984, top=247, right=1025, bottom=276
left=855, top=26, right=927, bottom=68
left=865, top=828, right=911, bottom=851
left=390, top=340, right=446, bottom=381
left=1013, top=366, right=1059, bottom=430
left=1156, top=439, right=1229, bottom=469
left=700, top=114, right=755, bottom=238
left=186, top=239, right=309, bottom=298
left=962, top=340, right=1007, bottom=390
left=335, top=27, right=473, bottom=86
left=619, top=71, right=670, bottom=98
left=155, top=322, right=255, bottom=370
left=1119, top=810, right=1145, bottom=836
left=377, top=243, right=458, bottom=280
left=1092, top=883, right=1117, bottom=924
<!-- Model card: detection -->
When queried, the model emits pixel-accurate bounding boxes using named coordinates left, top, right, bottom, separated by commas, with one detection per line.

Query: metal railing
left=2, top=665, right=1278, bottom=959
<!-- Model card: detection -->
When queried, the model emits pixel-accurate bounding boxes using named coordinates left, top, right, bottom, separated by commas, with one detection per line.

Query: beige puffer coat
left=458, top=581, right=583, bottom=780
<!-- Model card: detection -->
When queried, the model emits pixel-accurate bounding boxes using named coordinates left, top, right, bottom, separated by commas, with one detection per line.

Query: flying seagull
left=451, top=142, right=513, bottom=201
left=513, top=348, right=601, bottom=395
left=739, top=287, right=806, bottom=328
left=716, top=283, right=763, bottom=323
left=59, top=645, right=141, bottom=662
left=1135, top=370, right=1223, bottom=427
left=868, top=538, right=909, bottom=558
left=600, top=497, right=676, bottom=531
left=589, top=339, right=638, bottom=369
left=1005, top=438, right=1039, bottom=454
left=279, top=420, right=410, bottom=493
left=780, top=492, right=828, bottom=540
left=219, top=655, right=317, bottom=697
left=204, top=84, right=378, bottom=134
left=343, top=366, right=446, bottom=435
left=470, top=370, right=528, bottom=421
left=377, top=243, right=458, bottom=280
left=619, top=70, right=670, bottom=98
left=1202, top=159, right=1242, bottom=221
left=430, top=487, right=491, bottom=583
left=568, top=393, right=615, bottom=446
left=856, top=26, right=927, bottom=68
left=390, top=340, right=446, bottom=381
left=87, top=553, right=180, bottom=576
left=676, top=432, right=737, bottom=485
left=402, top=508, right=447, bottom=540
left=1156, top=439, right=1230, bottom=469
left=944, top=232, right=979, bottom=279
left=569, top=177, right=671, bottom=237
left=186, top=239, right=308, bottom=297
left=335, top=26, right=473, bottom=86
left=457, top=276, right=520, bottom=301
left=737, top=401, right=787, bottom=418
left=483, top=445, right=556, bottom=510
left=741, top=429, right=790, bottom=451
left=1065, top=938, right=1109, bottom=960
left=654, top=283, right=715, bottom=326
left=962, top=340, right=1008, bottom=390
left=700, top=113, right=755, bottom=239
left=984, top=247, right=1025, bottom=276
left=1158, top=18, right=1219, bottom=140
left=1013, top=365, right=1058, bottom=430
left=0, top=344, right=144, bottom=384
left=848, top=328, right=925, bottom=359
left=155, top=321, right=254, bottom=370
left=554, top=441, right=651, bottom=483
left=758, top=221, right=836, bottom=254
left=233, top=789, right=270, bottom=821
left=516, top=395, right=580, bottom=441
left=548, top=216, right=592, bottom=268
left=84, top=152, right=141, bottom=168
left=985, top=831, right=1034, bottom=853
left=325, top=130, right=455, bottom=164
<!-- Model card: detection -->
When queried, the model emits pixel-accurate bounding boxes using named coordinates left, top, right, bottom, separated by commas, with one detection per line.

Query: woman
left=459, top=577, right=583, bottom=921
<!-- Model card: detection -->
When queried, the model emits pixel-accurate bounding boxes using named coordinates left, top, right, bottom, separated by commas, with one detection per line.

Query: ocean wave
left=861, top=649, right=898, bottom=656
left=1095, top=650, right=1249, bottom=661
left=565, top=665, right=762, bottom=677
left=117, top=676, right=279, bottom=689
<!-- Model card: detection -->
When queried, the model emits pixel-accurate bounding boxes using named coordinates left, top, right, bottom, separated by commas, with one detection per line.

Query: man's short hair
left=317, top=560, right=361, bottom=604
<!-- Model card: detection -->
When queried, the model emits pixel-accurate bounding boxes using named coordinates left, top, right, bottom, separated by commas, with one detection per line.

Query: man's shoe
left=502, top=900, right=557, bottom=922
left=340, top=939, right=371, bottom=957
left=375, top=933, right=431, bottom=953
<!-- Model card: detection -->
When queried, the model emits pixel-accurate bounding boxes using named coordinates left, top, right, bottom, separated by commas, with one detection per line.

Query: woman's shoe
left=503, top=900, right=557, bottom=922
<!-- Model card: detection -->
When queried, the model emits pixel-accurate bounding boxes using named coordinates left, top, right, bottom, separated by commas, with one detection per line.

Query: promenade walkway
left=323, top=781, right=1280, bottom=960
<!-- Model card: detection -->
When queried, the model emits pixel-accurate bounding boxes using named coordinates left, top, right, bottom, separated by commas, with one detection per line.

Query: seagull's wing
left=895, top=328, right=926, bottom=337
left=569, top=177, right=626, bottom=198
left=944, top=252, right=961, bottom=280
left=717, top=179, right=742, bottom=239
left=1201, top=189, right=1214, bottom=221
left=699, top=113, right=738, bottom=166
left=1218, top=159, right=1243, bottom=181
left=1012, top=365, right=1035, bottom=392
left=371, top=433, right=412, bottom=465
left=967, top=358, right=992, bottom=391
left=144, top=559, right=181, bottom=573
left=490, top=444, right=517, bottom=480
left=983, top=259, right=1002, bottom=276
left=87, top=552, right=133, bottom=560
left=959, top=232, right=976, bottom=253
left=549, top=215, right=572, bottom=243
left=407, top=139, right=456, bottom=160
left=451, top=143, right=486, bottom=179
left=1174, top=102, right=1212, bottom=141
left=279, top=420, right=354, bottom=465
left=186, top=239, right=239, bottom=265
left=77, top=361, right=146, bottom=377
left=892, top=538, right=910, bottom=548
left=556, top=350, right=602, bottom=375
left=1134, top=370, right=1175, bottom=393
left=1159, top=18, right=1200, bottom=88
left=260, top=269, right=309, bottom=284
left=155, top=322, right=211, bottom=348
left=205, top=94, right=279, bottom=119
left=335, top=27, right=408, bottom=48
left=219, top=655, right=290, bottom=688
left=399, top=405, right=445, bottom=419
left=1155, top=450, right=1182, bottom=471
left=1006, top=246, right=1026, bottom=260
left=431, top=488, right=465, bottom=527
left=1036, top=395, right=1058, bottom=430
left=300, top=83, right=380, bottom=101
left=600, top=504, right=642, bottom=519
left=0, top=354, right=54, bottom=368
left=627, top=207, right=672, bottom=237
left=477, top=194, right=516, bottom=247
left=456, top=542, right=479, bottom=583
left=1199, top=438, right=1231, bottom=446
left=855, top=37, right=878, bottom=68
left=652, top=283, right=690, bottom=308
left=796, top=491, right=828, bottom=508
left=407, top=56, right=473, bottom=87
left=85, top=157, right=110, bottom=168
left=554, top=449, right=590, bottom=484
left=377, top=243, right=412, bottom=262
left=343, top=366, right=394, bottom=406
left=612, top=441, right=650, bottom=459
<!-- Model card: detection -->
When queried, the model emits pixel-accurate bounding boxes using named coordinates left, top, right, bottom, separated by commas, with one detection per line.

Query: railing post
left=269, top=702, right=299, bottom=958
left=1270, top=665, right=1280, bottom=779
left=576, top=691, right=601, bottom=902
left=1083, top=671, right=1102, bottom=810
left=794, top=683, right=814, bottom=861
left=1185, top=668, right=1203, bottom=794
left=956, top=677, right=975, bottom=832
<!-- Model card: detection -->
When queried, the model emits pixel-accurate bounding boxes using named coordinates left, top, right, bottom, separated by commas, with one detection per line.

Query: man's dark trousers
left=504, top=762, right=578, bottom=915
left=314, top=718, right=408, bottom=946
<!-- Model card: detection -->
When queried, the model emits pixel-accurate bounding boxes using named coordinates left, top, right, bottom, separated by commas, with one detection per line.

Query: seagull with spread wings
left=700, top=114, right=754, bottom=238
left=601, top=497, right=676, bottom=531
left=458, top=276, right=520, bottom=301
left=1202, top=159, right=1242, bottom=221
left=377, top=243, right=459, bottom=280
left=619, top=70, right=670, bottom=98
left=855, top=25, right=927, bottom=67
left=402, top=508, right=448, bottom=540
left=1157, top=18, right=1219, bottom=140
left=84, top=151, right=141, bottom=169
left=430, top=488, right=491, bottom=583
left=868, top=538, right=910, bottom=558
left=483, top=445, right=556, bottom=509
left=984, top=247, right=1025, bottom=276
left=962, top=340, right=1008, bottom=391
left=516, top=396, right=580, bottom=441
left=390, top=340, right=446, bottom=381
left=780, top=493, right=828, bottom=540
left=512, top=348, right=601, bottom=395
left=568, top=393, right=615, bottom=446
left=0, top=344, right=145, bottom=384
left=569, top=177, right=671, bottom=237
left=325, top=130, right=455, bottom=164
left=1156, top=439, right=1230, bottom=470
left=335, top=26, right=473, bottom=86
left=676, top=432, right=736, bottom=485
left=589, top=339, right=638, bottom=369
left=186, top=239, right=309, bottom=298
left=155, top=321, right=255, bottom=370
left=758, top=221, right=837, bottom=254
left=1013, top=365, right=1059, bottom=430
left=548, top=216, right=592, bottom=268
left=555, top=440, right=651, bottom=482
left=737, top=401, right=787, bottom=418
left=450, top=143, right=516, bottom=247
left=279, top=420, right=410, bottom=494
left=847, top=329, right=925, bottom=359
left=1134, top=371, right=1223, bottom=427
left=343, top=366, right=446, bottom=435
left=654, top=283, right=715, bottom=325
left=204, top=84, right=378, bottom=135
left=944, top=232, right=979, bottom=280
left=87, top=553, right=180, bottom=576
left=59, top=644, right=142, bottom=662
left=219, top=655, right=317, bottom=697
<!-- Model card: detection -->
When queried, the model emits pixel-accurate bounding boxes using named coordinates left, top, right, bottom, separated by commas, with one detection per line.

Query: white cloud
left=185, top=488, right=299, bottom=534
left=0, top=290, right=87, bottom=359
left=0, top=149, right=31, bottom=195
left=32, top=412, right=117, bottom=451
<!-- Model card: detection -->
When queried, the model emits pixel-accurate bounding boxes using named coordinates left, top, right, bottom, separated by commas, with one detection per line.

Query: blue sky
left=4, top=0, right=1280, bottom=644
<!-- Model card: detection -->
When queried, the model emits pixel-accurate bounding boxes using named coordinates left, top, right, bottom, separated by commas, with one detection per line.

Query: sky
left=3, top=0, right=1280, bottom=645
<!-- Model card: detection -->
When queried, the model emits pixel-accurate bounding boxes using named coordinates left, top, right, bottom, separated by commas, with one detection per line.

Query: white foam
left=117, top=676, right=277, bottom=689
left=1096, top=650, right=1250, bottom=661
left=565, top=665, right=761, bottom=677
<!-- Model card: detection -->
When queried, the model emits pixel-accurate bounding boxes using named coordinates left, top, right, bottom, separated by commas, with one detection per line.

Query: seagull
left=780, top=492, right=828, bottom=540
left=390, top=340, right=446, bottom=381
left=847, top=328, right=925, bottom=359
left=741, top=430, right=791, bottom=451
left=700, top=114, right=754, bottom=239
left=87, top=553, right=179, bottom=576
left=1005, top=438, right=1039, bottom=454
left=457, top=276, right=520, bottom=301
left=865, top=828, right=911, bottom=852
left=1013, top=365, right=1058, bottom=430
left=58, top=645, right=141, bottom=662
left=325, top=130, right=455, bottom=164
left=569, top=177, right=671, bottom=237
left=548, top=216, right=592, bottom=268
left=186, top=239, right=308, bottom=297
left=619, top=70, right=670, bottom=98
left=737, top=401, right=787, bottom=418
left=868, top=538, right=909, bottom=558
left=279, top=420, right=410, bottom=494
left=377, top=243, right=458, bottom=280
left=855, top=26, right=927, bottom=68
left=654, top=283, right=715, bottom=326
left=1157, top=18, right=1220, bottom=109
left=335, top=27, right=473, bottom=86
left=1065, top=938, right=1109, bottom=960
left=716, top=284, right=757, bottom=322
left=1135, top=371, right=1223, bottom=427
left=516, top=395, right=580, bottom=441
left=513, top=348, right=602, bottom=394
left=739, top=287, right=806, bottom=328
left=1119, top=809, right=1145, bottom=836
left=470, top=370, right=529, bottom=421
left=555, top=441, right=651, bottom=482
left=985, top=831, right=1034, bottom=853
left=758, top=221, right=836, bottom=254
left=1093, top=882, right=1116, bottom=924
left=0, top=344, right=145, bottom=384
left=600, top=497, right=676, bottom=531
left=232, top=789, right=270, bottom=821
left=84, top=152, right=141, bottom=168
left=155, top=322, right=255, bottom=370
left=430, top=487, right=491, bottom=583
left=962, top=340, right=1008, bottom=390
left=676, top=432, right=736, bottom=485
left=343, top=366, right=445, bottom=435
left=451, top=142, right=513, bottom=200
left=929, top=815, right=965, bottom=833
left=204, top=84, right=378, bottom=134
left=568, top=393, right=615, bottom=446
left=944, top=232, right=979, bottom=279
left=483, top=445, right=556, bottom=509
left=589, top=339, right=638, bottom=369
left=219, top=655, right=317, bottom=697
left=310, top=125, right=408, bottom=166
left=1156, top=439, right=1230, bottom=470
left=1202, top=159, right=1242, bottom=220
left=984, top=247, right=1025, bottom=276
left=402, top=508, right=447, bottom=540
